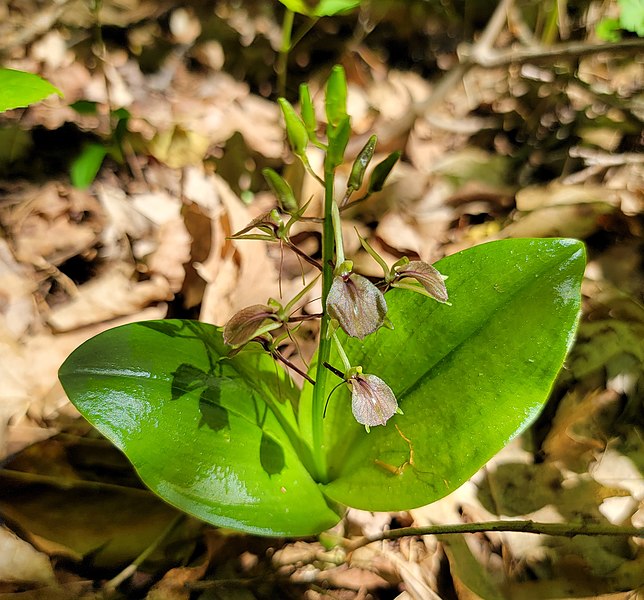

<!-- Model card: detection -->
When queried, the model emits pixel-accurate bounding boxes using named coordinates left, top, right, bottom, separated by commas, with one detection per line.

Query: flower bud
left=230, top=210, right=283, bottom=240
left=349, top=371, right=398, bottom=428
left=262, top=168, right=298, bottom=214
left=394, top=260, right=449, bottom=303
left=326, top=272, right=387, bottom=339
left=348, top=135, right=377, bottom=191
left=368, top=150, right=401, bottom=193
left=325, top=65, right=347, bottom=127
left=299, top=83, right=317, bottom=138
left=223, top=304, right=280, bottom=347
left=278, top=98, right=309, bottom=157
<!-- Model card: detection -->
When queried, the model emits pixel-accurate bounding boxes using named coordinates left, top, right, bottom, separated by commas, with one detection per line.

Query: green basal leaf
left=60, top=238, right=585, bottom=536
left=0, top=68, right=62, bottom=112
left=278, top=0, right=361, bottom=17
left=59, top=320, right=341, bottom=536
left=317, top=238, right=585, bottom=510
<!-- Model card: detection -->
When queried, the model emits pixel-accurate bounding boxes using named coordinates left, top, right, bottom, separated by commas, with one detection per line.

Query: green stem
left=332, top=332, right=351, bottom=372
left=277, top=9, right=294, bottom=98
left=344, top=520, right=644, bottom=552
left=331, top=200, right=345, bottom=267
left=311, top=168, right=336, bottom=482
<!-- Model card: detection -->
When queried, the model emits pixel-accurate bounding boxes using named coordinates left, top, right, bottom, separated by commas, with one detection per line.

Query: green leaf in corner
left=618, top=0, right=644, bottom=35
left=0, top=68, right=62, bottom=112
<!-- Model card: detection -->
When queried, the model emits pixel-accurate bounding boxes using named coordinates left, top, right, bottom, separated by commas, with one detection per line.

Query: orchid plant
left=59, top=66, right=585, bottom=536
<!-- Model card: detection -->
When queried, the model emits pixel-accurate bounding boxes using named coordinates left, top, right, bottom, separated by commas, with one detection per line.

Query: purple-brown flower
left=348, top=372, right=398, bottom=428
left=223, top=304, right=280, bottom=347
left=326, top=272, right=387, bottom=339
left=393, top=260, right=448, bottom=303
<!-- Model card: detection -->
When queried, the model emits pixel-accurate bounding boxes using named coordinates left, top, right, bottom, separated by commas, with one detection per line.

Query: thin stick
left=465, top=37, right=644, bottom=68
left=285, top=239, right=323, bottom=271
left=344, top=520, right=644, bottom=552
left=104, top=514, right=185, bottom=592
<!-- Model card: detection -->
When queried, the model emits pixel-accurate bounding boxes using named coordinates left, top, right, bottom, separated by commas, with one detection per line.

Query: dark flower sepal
left=326, top=261, right=388, bottom=339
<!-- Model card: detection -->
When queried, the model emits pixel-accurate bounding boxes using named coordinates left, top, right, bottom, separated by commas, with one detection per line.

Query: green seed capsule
left=299, top=83, right=317, bottom=138
left=262, top=168, right=298, bottom=214
left=368, top=150, right=401, bottom=193
left=348, top=135, right=377, bottom=190
left=278, top=98, right=308, bottom=157
left=325, top=65, right=347, bottom=127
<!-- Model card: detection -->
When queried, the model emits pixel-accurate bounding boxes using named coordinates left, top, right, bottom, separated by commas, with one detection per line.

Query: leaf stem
left=344, top=520, right=644, bottom=552
left=310, top=167, right=336, bottom=482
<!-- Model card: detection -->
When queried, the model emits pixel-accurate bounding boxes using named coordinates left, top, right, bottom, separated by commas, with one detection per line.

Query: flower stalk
left=222, top=65, right=447, bottom=481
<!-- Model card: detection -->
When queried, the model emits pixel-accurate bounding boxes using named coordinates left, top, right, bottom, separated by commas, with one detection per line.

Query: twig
left=464, top=37, right=644, bottom=68
left=383, top=0, right=644, bottom=144
left=104, top=514, right=185, bottom=593
left=344, top=520, right=644, bottom=552
left=383, top=0, right=512, bottom=141
left=569, top=146, right=644, bottom=166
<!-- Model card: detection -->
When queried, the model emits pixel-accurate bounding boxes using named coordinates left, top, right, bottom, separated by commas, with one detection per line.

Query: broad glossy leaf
left=0, top=68, right=62, bottom=112
left=318, top=238, right=585, bottom=510
left=59, top=320, right=341, bottom=536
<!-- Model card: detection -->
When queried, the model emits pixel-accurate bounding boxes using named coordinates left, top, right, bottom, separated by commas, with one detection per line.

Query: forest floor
left=0, top=1, right=642, bottom=598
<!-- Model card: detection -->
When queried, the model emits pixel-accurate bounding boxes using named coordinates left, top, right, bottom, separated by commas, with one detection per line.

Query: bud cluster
left=222, top=66, right=449, bottom=431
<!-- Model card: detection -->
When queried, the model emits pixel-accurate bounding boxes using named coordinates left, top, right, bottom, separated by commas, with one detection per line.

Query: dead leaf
left=542, top=389, right=619, bottom=471
left=146, top=126, right=211, bottom=169
left=198, top=174, right=300, bottom=327
left=46, top=263, right=171, bottom=332
left=0, top=526, right=56, bottom=585
left=0, top=239, right=38, bottom=339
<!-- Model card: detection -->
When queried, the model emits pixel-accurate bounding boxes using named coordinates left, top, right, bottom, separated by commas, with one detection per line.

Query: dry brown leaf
left=382, top=543, right=442, bottom=600
left=1, top=306, right=166, bottom=459
left=500, top=203, right=615, bottom=239
left=147, top=126, right=211, bottom=169
left=233, top=94, right=284, bottom=158
left=2, top=183, right=102, bottom=267
left=46, top=263, right=170, bottom=332
left=515, top=182, right=622, bottom=211
left=0, top=526, right=56, bottom=585
left=146, top=561, right=208, bottom=600
left=147, top=218, right=192, bottom=293
left=97, top=184, right=151, bottom=252
left=0, top=239, right=38, bottom=340
left=542, top=389, right=618, bottom=471
left=198, top=174, right=300, bottom=327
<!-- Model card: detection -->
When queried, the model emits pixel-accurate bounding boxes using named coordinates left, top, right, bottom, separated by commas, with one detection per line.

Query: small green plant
left=59, top=66, right=585, bottom=537
left=0, top=68, right=62, bottom=112
left=69, top=102, right=130, bottom=189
